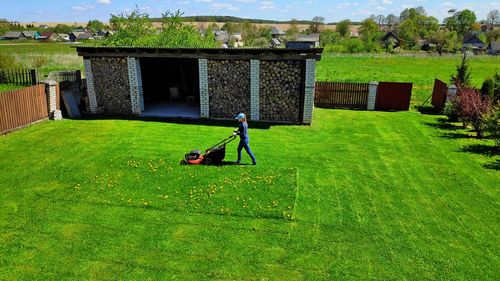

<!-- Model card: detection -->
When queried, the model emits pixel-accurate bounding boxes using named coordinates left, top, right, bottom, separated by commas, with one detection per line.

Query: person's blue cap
left=235, top=113, right=246, bottom=120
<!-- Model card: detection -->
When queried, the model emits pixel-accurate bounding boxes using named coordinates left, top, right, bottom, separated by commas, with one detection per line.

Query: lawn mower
left=180, top=134, right=237, bottom=165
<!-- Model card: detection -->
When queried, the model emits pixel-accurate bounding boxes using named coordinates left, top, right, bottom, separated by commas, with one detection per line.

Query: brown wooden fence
left=0, top=68, right=39, bottom=85
left=0, top=84, right=48, bottom=134
left=315, top=82, right=369, bottom=109
left=431, top=79, right=448, bottom=111
left=375, top=82, right=413, bottom=111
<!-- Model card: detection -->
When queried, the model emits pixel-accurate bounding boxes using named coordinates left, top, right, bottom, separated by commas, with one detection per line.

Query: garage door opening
left=140, top=58, right=200, bottom=118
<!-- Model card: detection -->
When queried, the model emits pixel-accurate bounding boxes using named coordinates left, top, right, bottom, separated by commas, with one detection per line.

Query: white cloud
left=259, top=1, right=276, bottom=10
left=97, top=0, right=111, bottom=4
left=194, top=0, right=212, bottom=2
left=212, top=3, right=239, bottom=11
left=382, top=0, right=393, bottom=4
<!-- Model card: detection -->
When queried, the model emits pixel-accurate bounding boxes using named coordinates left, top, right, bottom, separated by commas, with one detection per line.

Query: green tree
left=308, top=16, right=325, bottom=33
left=101, top=8, right=216, bottom=48
left=451, top=53, right=472, bottom=87
left=486, top=9, right=499, bottom=30
left=444, top=9, right=477, bottom=37
left=335, top=19, right=351, bottom=37
left=86, top=20, right=105, bottom=33
left=52, top=24, right=72, bottom=34
left=320, top=29, right=340, bottom=46
left=286, top=19, right=300, bottom=38
left=429, top=29, right=458, bottom=55
left=359, top=18, right=381, bottom=52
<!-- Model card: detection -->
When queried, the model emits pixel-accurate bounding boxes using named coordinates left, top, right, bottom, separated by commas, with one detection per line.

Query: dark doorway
left=140, top=58, right=200, bottom=118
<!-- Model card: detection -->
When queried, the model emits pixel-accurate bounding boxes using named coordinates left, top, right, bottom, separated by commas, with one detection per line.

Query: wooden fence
left=315, top=82, right=369, bottom=109
left=0, top=84, right=48, bottom=134
left=46, top=70, right=82, bottom=83
left=375, top=82, right=413, bottom=111
left=0, top=68, right=39, bottom=85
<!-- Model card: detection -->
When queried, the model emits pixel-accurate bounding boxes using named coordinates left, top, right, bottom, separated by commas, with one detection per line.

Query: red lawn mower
left=180, top=134, right=237, bottom=165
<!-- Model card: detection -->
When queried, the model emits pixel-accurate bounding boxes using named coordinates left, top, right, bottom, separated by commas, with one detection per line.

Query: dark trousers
left=237, top=140, right=256, bottom=164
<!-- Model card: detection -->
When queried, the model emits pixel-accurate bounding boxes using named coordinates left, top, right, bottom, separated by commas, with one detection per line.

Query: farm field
left=0, top=109, right=498, bottom=279
left=0, top=42, right=83, bottom=78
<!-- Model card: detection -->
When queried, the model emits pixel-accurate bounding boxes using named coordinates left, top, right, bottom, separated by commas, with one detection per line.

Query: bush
left=484, top=105, right=500, bottom=147
left=451, top=53, right=471, bottom=87
left=458, top=86, right=490, bottom=137
left=481, top=73, right=500, bottom=102
left=345, top=38, right=365, bottom=53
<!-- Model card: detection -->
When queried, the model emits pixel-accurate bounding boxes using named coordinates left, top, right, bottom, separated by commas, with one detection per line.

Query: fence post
left=448, top=84, right=457, bottom=99
left=367, top=81, right=378, bottom=110
left=30, top=69, right=38, bottom=85
left=303, top=59, right=316, bottom=124
left=44, top=80, right=62, bottom=120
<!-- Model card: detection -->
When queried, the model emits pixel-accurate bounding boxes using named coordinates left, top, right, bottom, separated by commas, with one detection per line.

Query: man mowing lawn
left=234, top=113, right=257, bottom=165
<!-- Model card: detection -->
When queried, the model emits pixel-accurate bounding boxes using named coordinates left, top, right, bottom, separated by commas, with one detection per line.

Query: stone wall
left=91, top=57, right=131, bottom=115
left=208, top=60, right=250, bottom=119
left=259, top=61, right=303, bottom=122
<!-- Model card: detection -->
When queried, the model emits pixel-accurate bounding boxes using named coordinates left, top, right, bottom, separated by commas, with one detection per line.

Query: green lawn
left=0, top=109, right=498, bottom=280
left=316, top=53, right=500, bottom=107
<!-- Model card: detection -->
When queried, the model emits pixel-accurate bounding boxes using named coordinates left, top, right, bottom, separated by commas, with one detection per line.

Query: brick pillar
left=83, top=59, right=97, bottom=113
left=367, top=82, right=378, bottom=110
left=198, top=59, right=209, bottom=118
left=303, top=59, right=316, bottom=124
left=127, top=57, right=143, bottom=115
left=44, top=80, right=62, bottom=120
left=250, top=60, right=260, bottom=121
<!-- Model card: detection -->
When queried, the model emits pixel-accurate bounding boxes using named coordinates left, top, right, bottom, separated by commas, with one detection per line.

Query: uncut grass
left=0, top=84, right=24, bottom=92
left=0, top=110, right=498, bottom=279
left=71, top=157, right=297, bottom=219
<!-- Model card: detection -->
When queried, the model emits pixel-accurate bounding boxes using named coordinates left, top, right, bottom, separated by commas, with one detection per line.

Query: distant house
left=1, top=31, right=25, bottom=40
left=462, top=33, right=485, bottom=53
left=58, top=33, right=70, bottom=41
left=22, top=31, right=41, bottom=40
left=487, top=41, right=500, bottom=56
left=418, top=39, right=436, bottom=52
left=69, top=31, right=94, bottom=42
left=97, top=30, right=114, bottom=37
left=39, top=32, right=61, bottom=41
left=381, top=31, right=400, bottom=49
left=271, top=38, right=282, bottom=47
left=271, top=27, right=285, bottom=38
left=286, top=41, right=316, bottom=49
left=294, top=33, right=320, bottom=48
left=39, top=24, right=49, bottom=29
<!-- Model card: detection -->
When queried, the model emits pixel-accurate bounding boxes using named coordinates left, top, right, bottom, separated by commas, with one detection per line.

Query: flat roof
left=74, top=46, right=323, bottom=60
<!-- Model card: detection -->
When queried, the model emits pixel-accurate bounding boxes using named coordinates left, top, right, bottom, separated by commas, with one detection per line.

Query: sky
left=0, top=0, right=498, bottom=23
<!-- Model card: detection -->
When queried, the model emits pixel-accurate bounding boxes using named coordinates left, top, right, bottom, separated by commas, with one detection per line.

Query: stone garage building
left=76, top=46, right=323, bottom=124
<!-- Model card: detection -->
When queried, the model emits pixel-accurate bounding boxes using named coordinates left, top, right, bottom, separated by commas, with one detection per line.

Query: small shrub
left=345, top=38, right=365, bottom=53
left=484, top=105, right=500, bottom=147
left=458, top=86, right=490, bottom=137
left=451, top=53, right=471, bottom=87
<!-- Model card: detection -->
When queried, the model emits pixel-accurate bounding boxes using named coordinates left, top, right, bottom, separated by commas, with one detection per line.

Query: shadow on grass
left=483, top=160, right=500, bottom=170
left=424, top=117, right=463, bottom=131
left=417, top=105, right=441, bottom=115
left=460, top=144, right=500, bottom=171
left=77, top=115, right=309, bottom=129
left=460, top=144, right=499, bottom=157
